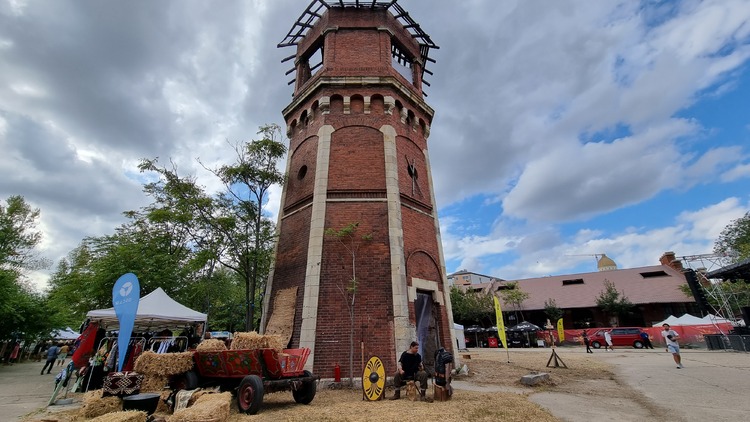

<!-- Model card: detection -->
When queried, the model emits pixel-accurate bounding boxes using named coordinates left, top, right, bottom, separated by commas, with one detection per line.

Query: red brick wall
left=315, top=202, right=395, bottom=377
left=328, top=126, right=386, bottom=191
left=284, top=136, right=318, bottom=210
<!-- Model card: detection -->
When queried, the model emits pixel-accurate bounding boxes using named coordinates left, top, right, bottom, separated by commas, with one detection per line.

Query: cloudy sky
left=2, top=0, right=749, bottom=289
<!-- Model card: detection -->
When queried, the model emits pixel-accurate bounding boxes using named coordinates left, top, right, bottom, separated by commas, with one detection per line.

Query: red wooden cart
left=172, top=348, right=317, bottom=415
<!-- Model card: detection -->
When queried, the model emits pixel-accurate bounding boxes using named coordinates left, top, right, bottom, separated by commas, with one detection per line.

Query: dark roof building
left=456, top=252, right=699, bottom=328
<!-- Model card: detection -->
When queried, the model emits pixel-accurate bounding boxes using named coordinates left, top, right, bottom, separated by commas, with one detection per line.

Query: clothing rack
left=146, top=336, right=188, bottom=353
left=84, top=336, right=145, bottom=393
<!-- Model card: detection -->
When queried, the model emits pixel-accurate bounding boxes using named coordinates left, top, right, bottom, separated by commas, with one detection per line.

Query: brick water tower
left=261, top=0, right=456, bottom=378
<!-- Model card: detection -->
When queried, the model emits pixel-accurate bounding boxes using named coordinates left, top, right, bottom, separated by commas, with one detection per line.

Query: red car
left=589, top=327, right=647, bottom=349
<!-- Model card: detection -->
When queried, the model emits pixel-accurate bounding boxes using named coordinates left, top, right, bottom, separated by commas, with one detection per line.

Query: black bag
left=434, top=348, right=454, bottom=386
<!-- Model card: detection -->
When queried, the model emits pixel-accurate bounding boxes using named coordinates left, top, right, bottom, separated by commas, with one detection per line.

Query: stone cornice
left=282, top=75, right=434, bottom=120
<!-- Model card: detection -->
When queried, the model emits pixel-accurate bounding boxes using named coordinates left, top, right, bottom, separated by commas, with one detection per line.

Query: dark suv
left=590, top=327, right=646, bottom=349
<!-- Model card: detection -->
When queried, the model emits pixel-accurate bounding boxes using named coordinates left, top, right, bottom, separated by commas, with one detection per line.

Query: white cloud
left=1, top=0, right=749, bottom=291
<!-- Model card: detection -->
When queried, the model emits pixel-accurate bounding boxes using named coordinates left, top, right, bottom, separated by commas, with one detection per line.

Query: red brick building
left=261, top=1, right=455, bottom=378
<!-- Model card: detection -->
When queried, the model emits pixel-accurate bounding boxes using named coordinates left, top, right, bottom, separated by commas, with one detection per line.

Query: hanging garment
left=123, top=341, right=143, bottom=372
left=72, top=322, right=98, bottom=368
left=104, top=340, right=118, bottom=371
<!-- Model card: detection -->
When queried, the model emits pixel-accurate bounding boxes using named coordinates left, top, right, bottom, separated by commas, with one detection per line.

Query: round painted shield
left=362, top=356, right=386, bottom=401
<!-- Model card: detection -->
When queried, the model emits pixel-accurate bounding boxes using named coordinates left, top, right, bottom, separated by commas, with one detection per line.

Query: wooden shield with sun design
left=362, top=356, right=386, bottom=401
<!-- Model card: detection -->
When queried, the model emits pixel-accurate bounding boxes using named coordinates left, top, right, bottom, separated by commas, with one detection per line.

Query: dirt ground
left=19, top=348, right=644, bottom=422
left=12, top=347, right=750, bottom=421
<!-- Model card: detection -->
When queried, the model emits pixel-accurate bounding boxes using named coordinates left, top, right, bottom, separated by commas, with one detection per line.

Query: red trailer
left=171, top=348, right=317, bottom=415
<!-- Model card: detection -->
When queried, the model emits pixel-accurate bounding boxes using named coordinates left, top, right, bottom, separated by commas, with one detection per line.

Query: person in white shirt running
left=661, top=323, right=683, bottom=368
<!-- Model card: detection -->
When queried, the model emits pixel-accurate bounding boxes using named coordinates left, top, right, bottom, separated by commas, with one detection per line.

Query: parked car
left=589, top=327, right=646, bottom=349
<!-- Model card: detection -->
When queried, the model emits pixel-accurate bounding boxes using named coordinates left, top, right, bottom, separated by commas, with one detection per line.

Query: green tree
left=0, top=269, right=54, bottom=341
left=214, top=124, right=286, bottom=331
left=139, top=124, right=286, bottom=331
left=714, top=211, right=750, bottom=264
left=325, top=222, right=372, bottom=385
left=499, top=282, right=530, bottom=322
left=46, top=206, right=206, bottom=327
left=544, top=298, right=563, bottom=323
left=0, top=196, right=54, bottom=341
left=0, top=195, right=49, bottom=274
left=595, top=279, right=633, bottom=326
left=449, top=286, right=494, bottom=326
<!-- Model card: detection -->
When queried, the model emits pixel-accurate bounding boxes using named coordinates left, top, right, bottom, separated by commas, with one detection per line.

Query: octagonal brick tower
left=262, top=0, right=456, bottom=378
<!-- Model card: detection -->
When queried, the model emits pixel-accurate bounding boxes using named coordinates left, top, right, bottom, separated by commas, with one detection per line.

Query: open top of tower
left=278, top=0, right=439, bottom=94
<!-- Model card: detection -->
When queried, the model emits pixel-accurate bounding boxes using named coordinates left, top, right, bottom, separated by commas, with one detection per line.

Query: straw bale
left=155, top=390, right=172, bottom=414
left=264, top=286, right=297, bottom=347
left=186, top=388, right=220, bottom=407
left=195, top=338, right=227, bottom=352
left=139, top=374, right=169, bottom=392
left=230, top=331, right=284, bottom=351
left=133, top=351, right=195, bottom=376
left=79, top=390, right=123, bottom=419
left=167, top=392, right=231, bottom=422
left=88, top=410, right=148, bottom=422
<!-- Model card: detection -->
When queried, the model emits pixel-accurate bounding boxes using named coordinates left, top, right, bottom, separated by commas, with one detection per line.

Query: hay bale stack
left=140, top=374, right=169, bottom=393
left=167, top=392, right=231, bottom=422
left=134, top=351, right=195, bottom=376
left=195, top=339, right=227, bottom=352
left=79, top=389, right=123, bottom=419
left=230, top=332, right=284, bottom=351
left=88, top=410, right=148, bottom=422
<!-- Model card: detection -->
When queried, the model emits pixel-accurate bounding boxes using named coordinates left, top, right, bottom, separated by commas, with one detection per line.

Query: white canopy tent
left=652, top=315, right=681, bottom=327
left=50, top=327, right=80, bottom=340
left=675, top=313, right=707, bottom=325
left=454, top=323, right=466, bottom=350
left=653, top=314, right=720, bottom=326
left=702, top=314, right=733, bottom=324
left=86, top=287, right=207, bottom=332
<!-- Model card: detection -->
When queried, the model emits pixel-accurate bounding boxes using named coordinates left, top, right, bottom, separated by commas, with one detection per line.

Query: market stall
left=80, top=288, right=208, bottom=392
left=86, top=287, right=207, bottom=332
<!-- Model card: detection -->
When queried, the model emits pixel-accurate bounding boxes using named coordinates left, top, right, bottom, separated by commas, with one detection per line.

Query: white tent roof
left=652, top=315, right=681, bottom=326
left=675, top=313, right=707, bottom=325
left=653, top=314, right=714, bottom=326
left=87, top=287, right=207, bottom=331
left=51, top=327, right=79, bottom=340
left=702, top=314, right=732, bottom=324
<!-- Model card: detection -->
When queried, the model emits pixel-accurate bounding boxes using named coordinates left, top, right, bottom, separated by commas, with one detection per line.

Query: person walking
left=40, top=343, right=60, bottom=375
left=8, top=341, right=20, bottom=364
left=661, top=324, right=683, bottom=369
left=57, top=342, right=70, bottom=366
left=582, top=330, right=593, bottom=353
left=604, top=330, right=614, bottom=351
left=640, top=331, right=655, bottom=349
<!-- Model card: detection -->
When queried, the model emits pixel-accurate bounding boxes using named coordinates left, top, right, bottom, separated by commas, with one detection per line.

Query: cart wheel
left=237, top=375, right=264, bottom=415
left=292, top=370, right=316, bottom=404
left=170, top=370, right=199, bottom=391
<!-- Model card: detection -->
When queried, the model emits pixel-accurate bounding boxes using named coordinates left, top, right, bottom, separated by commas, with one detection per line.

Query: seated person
left=389, top=341, right=430, bottom=401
